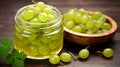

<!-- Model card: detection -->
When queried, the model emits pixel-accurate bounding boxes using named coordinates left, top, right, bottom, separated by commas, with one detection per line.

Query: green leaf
left=6, top=49, right=26, bottom=66
left=17, top=52, right=27, bottom=60
left=12, top=49, right=20, bottom=56
left=1, top=37, right=13, bottom=52
left=12, top=49, right=27, bottom=60
left=11, top=49, right=26, bottom=67
left=0, top=45, right=8, bottom=59
left=6, top=54, right=14, bottom=64
left=0, top=37, right=26, bottom=67
left=12, top=59, right=24, bottom=67
left=0, top=37, right=13, bottom=59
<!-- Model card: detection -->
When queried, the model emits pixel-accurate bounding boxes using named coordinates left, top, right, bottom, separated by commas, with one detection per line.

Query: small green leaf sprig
left=0, top=37, right=26, bottom=67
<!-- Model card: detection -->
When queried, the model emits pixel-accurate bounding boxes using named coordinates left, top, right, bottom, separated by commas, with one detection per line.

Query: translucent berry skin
left=49, top=55, right=60, bottom=64
left=60, top=52, right=72, bottom=62
left=63, top=8, right=112, bottom=34
left=79, top=49, right=89, bottom=59
left=103, top=48, right=114, bottom=58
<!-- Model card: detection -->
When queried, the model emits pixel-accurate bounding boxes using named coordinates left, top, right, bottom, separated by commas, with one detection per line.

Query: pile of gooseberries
left=19, top=1, right=57, bottom=26
left=63, top=8, right=111, bottom=34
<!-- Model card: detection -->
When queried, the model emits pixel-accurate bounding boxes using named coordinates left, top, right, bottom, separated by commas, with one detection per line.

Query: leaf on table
left=17, top=52, right=27, bottom=60
left=12, top=58, right=24, bottom=67
left=0, top=37, right=13, bottom=59
left=0, top=37, right=13, bottom=52
left=0, top=37, right=26, bottom=67
left=12, top=49, right=20, bottom=56
left=5, top=49, right=26, bottom=67
left=0, top=45, right=8, bottom=59
left=6, top=54, right=14, bottom=64
left=12, top=49, right=27, bottom=60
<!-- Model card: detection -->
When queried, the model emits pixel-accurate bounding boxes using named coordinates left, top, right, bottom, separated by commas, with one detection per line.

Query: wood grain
left=0, top=0, right=120, bottom=67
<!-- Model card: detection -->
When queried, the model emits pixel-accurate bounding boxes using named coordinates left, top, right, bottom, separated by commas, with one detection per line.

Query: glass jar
left=14, top=5, right=63, bottom=59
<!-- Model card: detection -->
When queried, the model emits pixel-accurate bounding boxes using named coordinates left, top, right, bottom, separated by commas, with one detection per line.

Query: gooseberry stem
left=59, top=61, right=64, bottom=66
left=96, top=51, right=103, bottom=56
left=32, top=0, right=37, bottom=3
left=96, top=51, right=102, bottom=54
left=69, top=52, right=78, bottom=60
left=86, top=46, right=90, bottom=49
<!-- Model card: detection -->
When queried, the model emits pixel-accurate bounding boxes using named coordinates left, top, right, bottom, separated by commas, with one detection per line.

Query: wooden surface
left=0, top=0, right=120, bottom=67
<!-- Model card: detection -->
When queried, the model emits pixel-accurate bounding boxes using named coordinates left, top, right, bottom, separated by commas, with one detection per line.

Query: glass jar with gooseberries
left=14, top=2, right=63, bottom=59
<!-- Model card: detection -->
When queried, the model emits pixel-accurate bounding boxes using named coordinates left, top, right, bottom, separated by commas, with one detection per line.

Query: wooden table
left=0, top=0, right=120, bottom=67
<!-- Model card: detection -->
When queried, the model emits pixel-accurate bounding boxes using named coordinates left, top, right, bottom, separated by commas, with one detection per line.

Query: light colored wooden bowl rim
left=64, top=13, right=118, bottom=37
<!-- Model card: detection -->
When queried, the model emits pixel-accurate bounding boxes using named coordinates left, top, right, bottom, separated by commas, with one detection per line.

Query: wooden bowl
left=64, top=14, right=118, bottom=45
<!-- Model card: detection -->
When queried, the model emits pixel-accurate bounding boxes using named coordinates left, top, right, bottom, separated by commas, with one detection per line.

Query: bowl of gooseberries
left=63, top=8, right=117, bottom=45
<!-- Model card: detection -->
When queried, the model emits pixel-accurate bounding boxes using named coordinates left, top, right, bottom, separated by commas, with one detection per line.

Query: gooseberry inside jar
left=14, top=3, right=63, bottom=59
